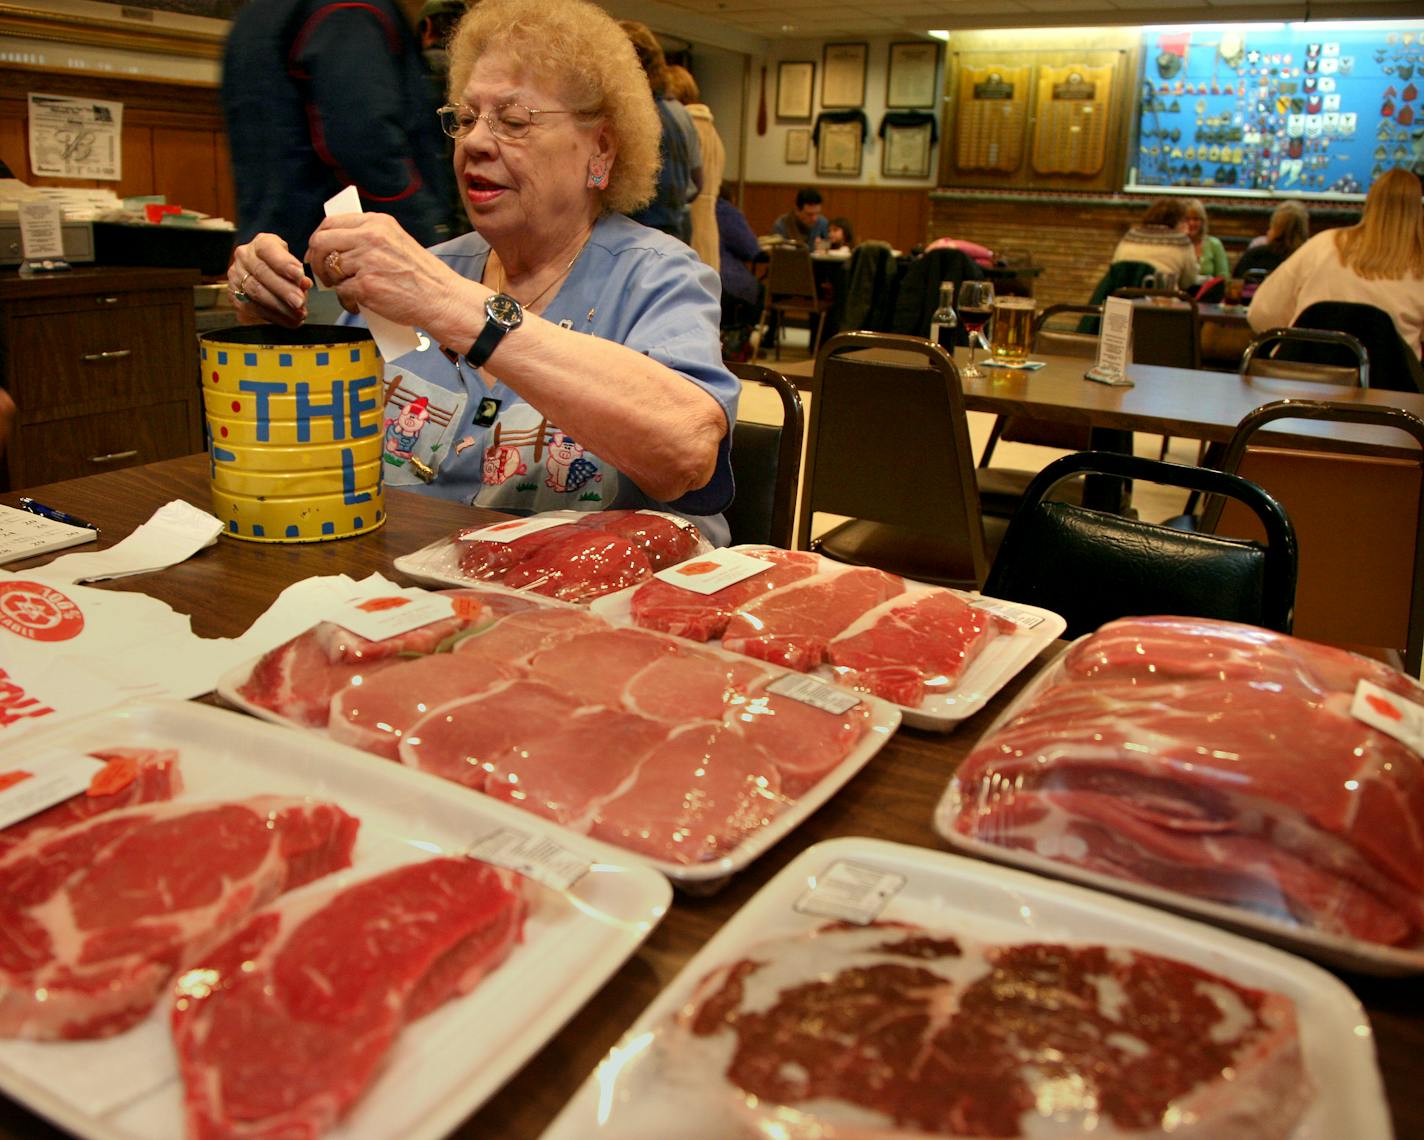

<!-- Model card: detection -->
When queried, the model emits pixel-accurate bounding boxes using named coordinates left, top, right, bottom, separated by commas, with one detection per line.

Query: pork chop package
left=938, top=616, right=1424, bottom=964
left=394, top=509, right=712, bottom=605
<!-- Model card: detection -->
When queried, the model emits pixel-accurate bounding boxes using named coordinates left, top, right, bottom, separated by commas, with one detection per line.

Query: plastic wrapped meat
left=630, top=550, right=822, bottom=641
left=948, top=616, right=1424, bottom=946
left=605, top=922, right=1312, bottom=1139
left=172, top=858, right=524, bottom=1140
left=499, top=527, right=653, bottom=602
left=828, top=590, right=1019, bottom=706
left=583, top=509, right=704, bottom=569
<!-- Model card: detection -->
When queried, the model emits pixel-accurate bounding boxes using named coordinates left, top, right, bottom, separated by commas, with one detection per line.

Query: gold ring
left=239, top=271, right=253, bottom=292
left=325, top=250, right=344, bottom=280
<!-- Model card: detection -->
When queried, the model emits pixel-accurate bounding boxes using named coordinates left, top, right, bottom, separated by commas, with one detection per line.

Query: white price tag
left=461, top=516, right=576, bottom=544
left=652, top=547, right=775, bottom=595
left=1350, top=679, right=1424, bottom=756
left=795, top=860, right=905, bottom=924
left=330, top=591, right=455, bottom=642
left=466, top=826, right=590, bottom=892
left=972, top=597, right=1047, bottom=629
left=0, top=749, right=104, bottom=830
left=767, top=672, right=862, bottom=715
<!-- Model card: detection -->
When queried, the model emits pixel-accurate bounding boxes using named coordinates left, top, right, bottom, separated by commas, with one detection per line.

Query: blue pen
left=17, top=497, right=100, bottom=533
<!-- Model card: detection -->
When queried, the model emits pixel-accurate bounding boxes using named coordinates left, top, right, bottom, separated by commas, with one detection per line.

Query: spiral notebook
left=0, top=504, right=98, bottom=566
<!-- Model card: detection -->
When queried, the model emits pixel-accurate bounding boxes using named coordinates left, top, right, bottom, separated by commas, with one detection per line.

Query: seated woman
left=1232, top=199, right=1309, bottom=280
left=1183, top=198, right=1230, bottom=281
left=1249, top=168, right=1424, bottom=359
left=225, top=0, right=737, bottom=542
left=1110, top=199, right=1199, bottom=288
left=827, top=216, right=855, bottom=252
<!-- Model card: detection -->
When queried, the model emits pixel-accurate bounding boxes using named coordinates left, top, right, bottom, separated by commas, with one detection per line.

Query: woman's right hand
left=228, top=234, right=312, bottom=328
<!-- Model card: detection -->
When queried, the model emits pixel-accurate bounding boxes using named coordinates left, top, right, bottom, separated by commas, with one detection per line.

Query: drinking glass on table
left=956, top=280, right=994, bottom=378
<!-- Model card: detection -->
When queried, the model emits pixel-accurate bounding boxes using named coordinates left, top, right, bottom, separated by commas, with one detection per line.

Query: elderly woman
left=1182, top=198, right=1229, bottom=280
left=1249, top=168, right=1424, bottom=358
left=224, top=0, right=736, bottom=541
left=1110, top=199, right=1198, bottom=288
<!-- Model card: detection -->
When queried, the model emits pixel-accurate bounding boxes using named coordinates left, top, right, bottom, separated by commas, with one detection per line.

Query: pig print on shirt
left=384, top=395, right=430, bottom=459
left=545, top=431, right=600, bottom=494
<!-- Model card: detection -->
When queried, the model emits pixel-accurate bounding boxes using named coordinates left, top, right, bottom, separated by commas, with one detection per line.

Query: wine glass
left=957, top=280, right=995, bottom=378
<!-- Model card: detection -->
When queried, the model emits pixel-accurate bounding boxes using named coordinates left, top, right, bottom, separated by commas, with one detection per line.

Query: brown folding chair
left=1240, top=328, right=1368, bottom=387
left=753, top=245, right=833, bottom=362
left=725, top=362, right=805, bottom=549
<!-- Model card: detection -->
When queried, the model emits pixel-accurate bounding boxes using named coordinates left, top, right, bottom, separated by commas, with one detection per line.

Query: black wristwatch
left=464, top=292, right=523, bottom=368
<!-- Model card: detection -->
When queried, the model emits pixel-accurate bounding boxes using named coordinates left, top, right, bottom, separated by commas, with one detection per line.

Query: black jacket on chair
left=890, top=249, right=984, bottom=339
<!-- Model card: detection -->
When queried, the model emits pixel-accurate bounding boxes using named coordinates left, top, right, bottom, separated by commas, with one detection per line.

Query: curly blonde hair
left=447, top=0, right=659, bottom=215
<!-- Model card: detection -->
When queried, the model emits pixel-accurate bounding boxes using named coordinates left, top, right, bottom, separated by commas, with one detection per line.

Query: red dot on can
left=211, top=372, right=220, bottom=384
left=230, top=400, right=241, bottom=413
left=220, top=426, right=229, bottom=438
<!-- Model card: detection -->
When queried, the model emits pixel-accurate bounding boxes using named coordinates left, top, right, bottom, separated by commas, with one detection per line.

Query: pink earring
left=587, top=154, right=609, bottom=189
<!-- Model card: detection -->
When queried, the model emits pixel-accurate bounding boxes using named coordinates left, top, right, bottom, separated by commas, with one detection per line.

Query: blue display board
left=1131, top=24, right=1424, bottom=198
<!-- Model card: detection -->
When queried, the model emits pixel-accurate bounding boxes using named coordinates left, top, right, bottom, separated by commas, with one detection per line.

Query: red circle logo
left=0, top=581, right=85, bottom=642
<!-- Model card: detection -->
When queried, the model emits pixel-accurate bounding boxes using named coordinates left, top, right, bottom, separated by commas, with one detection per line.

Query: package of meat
left=935, top=616, right=1424, bottom=974
left=393, top=508, right=713, bottom=604
left=0, top=700, right=669, bottom=1140
left=593, top=546, right=1066, bottom=731
left=547, top=837, right=1384, bottom=1140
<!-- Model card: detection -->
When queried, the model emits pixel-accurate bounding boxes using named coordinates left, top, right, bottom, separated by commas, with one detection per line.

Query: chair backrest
left=1293, top=301, right=1424, bottom=393
left=799, top=331, right=990, bottom=584
left=766, top=245, right=817, bottom=300
left=1116, top=294, right=1201, bottom=370
left=889, top=248, right=985, bottom=338
left=1240, top=328, right=1367, bottom=386
left=1087, top=260, right=1155, bottom=306
left=1034, top=304, right=1101, bottom=360
left=1202, top=399, right=1424, bottom=674
left=725, top=362, right=805, bottom=549
left=984, top=450, right=1297, bottom=639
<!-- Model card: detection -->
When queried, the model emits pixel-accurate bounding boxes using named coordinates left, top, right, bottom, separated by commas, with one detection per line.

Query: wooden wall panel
left=738, top=181, right=932, bottom=254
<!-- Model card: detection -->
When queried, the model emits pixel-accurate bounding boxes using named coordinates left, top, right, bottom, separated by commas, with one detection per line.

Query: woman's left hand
left=306, top=213, right=477, bottom=342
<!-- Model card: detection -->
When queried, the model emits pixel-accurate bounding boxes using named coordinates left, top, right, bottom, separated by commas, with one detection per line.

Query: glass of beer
left=989, top=296, right=1036, bottom=366
left=1223, top=277, right=1245, bottom=306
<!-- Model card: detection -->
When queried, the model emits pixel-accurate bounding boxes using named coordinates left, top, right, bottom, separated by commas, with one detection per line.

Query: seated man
left=716, top=189, right=766, bottom=360
left=772, top=187, right=830, bottom=248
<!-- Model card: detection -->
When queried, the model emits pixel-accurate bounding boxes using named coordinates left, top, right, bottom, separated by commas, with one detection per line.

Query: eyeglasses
left=437, top=102, right=591, bottom=141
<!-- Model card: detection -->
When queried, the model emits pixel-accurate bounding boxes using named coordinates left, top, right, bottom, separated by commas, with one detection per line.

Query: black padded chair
left=799, top=331, right=1002, bottom=590
left=1292, top=301, right=1424, bottom=393
left=983, top=450, right=1297, bottom=640
left=1239, top=328, right=1368, bottom=387
left=724, top=362, right=805, bottom=549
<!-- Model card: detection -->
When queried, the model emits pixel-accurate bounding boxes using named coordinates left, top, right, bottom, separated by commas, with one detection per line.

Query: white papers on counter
left=36, top=500, right=221, bottom=584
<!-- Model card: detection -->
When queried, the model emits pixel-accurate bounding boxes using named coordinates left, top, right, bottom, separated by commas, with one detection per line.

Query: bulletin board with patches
left=1032, top=63, right=1115, bottom=176
left=1130, top=23, right=1424, bottom=199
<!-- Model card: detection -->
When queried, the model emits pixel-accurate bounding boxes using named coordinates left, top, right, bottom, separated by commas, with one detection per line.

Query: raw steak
left=577, top=509, right=703, bottom=569
left=452, top=606, right=607, bottom=664
left=729, top=682, right=870, bottom=797
left=0, top=796, right=358, bottom=1040
left=828, top=589, right=1018, bottom=706
left=499, top=528, right=653, bottom=602
left=456, top=520, right=581, bottom=579
left=950, top=616, right=1424, bottom=946
left=173, top=857, right=524, bottom=1140
left=483, top=707, right=671, bottom=829
left=327, top=653, right=521, bottom=760
left=722, top=567, right=906, bottom=671
left=630, top=550, right=821, bottom=641
left=237, top=627, right=405, bottom=727
left=591, top=723, right=785, bottom=864
left=526, top=627, right=683, bottom=707
left=0, top=747, right=180, bottom=857
left=646, top=922, right=1312, bottom=1139
left=624, top=652, right=770, bottom=723
left=399, top=679, right=581, bottom=790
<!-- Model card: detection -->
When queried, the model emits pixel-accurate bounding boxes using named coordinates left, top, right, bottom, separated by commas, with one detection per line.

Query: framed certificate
left=887, top=41, right=940, bottom=109
left=776, top=60, right=815, bottom=121
left=821, top=42, right=867, bottom=109
left=785, top=128, right=811, bottom=164
left=881, top=121, right=933, bottom=178
left=816, top=119, right=864, bottom=177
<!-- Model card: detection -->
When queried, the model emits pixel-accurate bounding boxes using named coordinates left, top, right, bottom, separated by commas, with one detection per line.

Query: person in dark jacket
left=222, top=0, right=452, bottom=262
left=716, top=188, right=765, bottom=358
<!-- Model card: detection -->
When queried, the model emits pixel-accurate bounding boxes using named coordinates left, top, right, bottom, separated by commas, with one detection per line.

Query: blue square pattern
left=316, top=352, right=329, bottom=366
left=218, top=350, right=229, bottom=365
left=349, top=348, right=362, bottom=362
left=279, top=353, right=293, bottom=367
left=285, top=524, right=300, bottom=538
left=244, top=352, right=258, bottom=367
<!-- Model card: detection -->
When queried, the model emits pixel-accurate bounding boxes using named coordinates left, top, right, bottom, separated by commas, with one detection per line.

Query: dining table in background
left=0, top=453, right=1421, bottom=1139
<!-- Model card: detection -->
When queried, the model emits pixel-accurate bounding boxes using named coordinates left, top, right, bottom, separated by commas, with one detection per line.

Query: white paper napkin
left=323, top=186, right=421, bottom=360
left=35, top=500, right=222, bottom=585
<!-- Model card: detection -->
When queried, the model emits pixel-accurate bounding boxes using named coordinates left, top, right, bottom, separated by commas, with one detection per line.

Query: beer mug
left=988, top=297, right=1035, bottom=365
left=1223, top=277, right=1246, bottom=305
left=1144, top=271, right=1179, bottom=294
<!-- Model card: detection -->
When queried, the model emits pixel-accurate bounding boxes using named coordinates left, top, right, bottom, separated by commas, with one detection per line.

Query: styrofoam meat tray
left=215, top=608, right=903, bottom=890
left=590, top=546, right=1067, bottom=732
left=0, top=700, right=671, bottom=1140
left=545, top=837, right=1389, bottom=1140
left=932, top=636, right=1424, bottom=978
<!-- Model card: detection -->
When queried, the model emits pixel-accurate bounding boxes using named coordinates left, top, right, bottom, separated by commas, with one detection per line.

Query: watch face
left=488, top=293, right=523, bottom=330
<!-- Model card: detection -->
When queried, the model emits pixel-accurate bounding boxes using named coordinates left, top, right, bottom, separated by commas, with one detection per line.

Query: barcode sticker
left=972, top=598, right=1047, bottom=629
left=330, top=591, right=455, bottom=642
left=466, top=826, right=590, bottom=891
left=460, top=517, right=575, bottom=543
left=1351, top=679, right=1424, bottom=756
left=767, top=672, right=862, bottom=715
left=795, top=860, right=905, bottom=924
left=0, top=749, right=104, bottom=831
left=652, top=547, right=775, bottom=595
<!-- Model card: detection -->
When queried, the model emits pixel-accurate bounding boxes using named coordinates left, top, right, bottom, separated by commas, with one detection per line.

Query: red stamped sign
left=0, top=581, right=85, bottom=642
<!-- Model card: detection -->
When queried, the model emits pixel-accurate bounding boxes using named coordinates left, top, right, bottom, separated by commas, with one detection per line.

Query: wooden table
left=2, top=454, right=1421, bottom=1139
left=782, top=350, right=1424, bottom=459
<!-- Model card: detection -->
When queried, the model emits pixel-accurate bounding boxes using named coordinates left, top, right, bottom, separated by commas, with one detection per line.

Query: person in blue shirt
left=620, top=20, right=702, bottom=245
left=223, top=0, right=738, bottom=544
left=716, top=188, right=766, bottom=359
left=772, top=187, right=830, bottom=247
